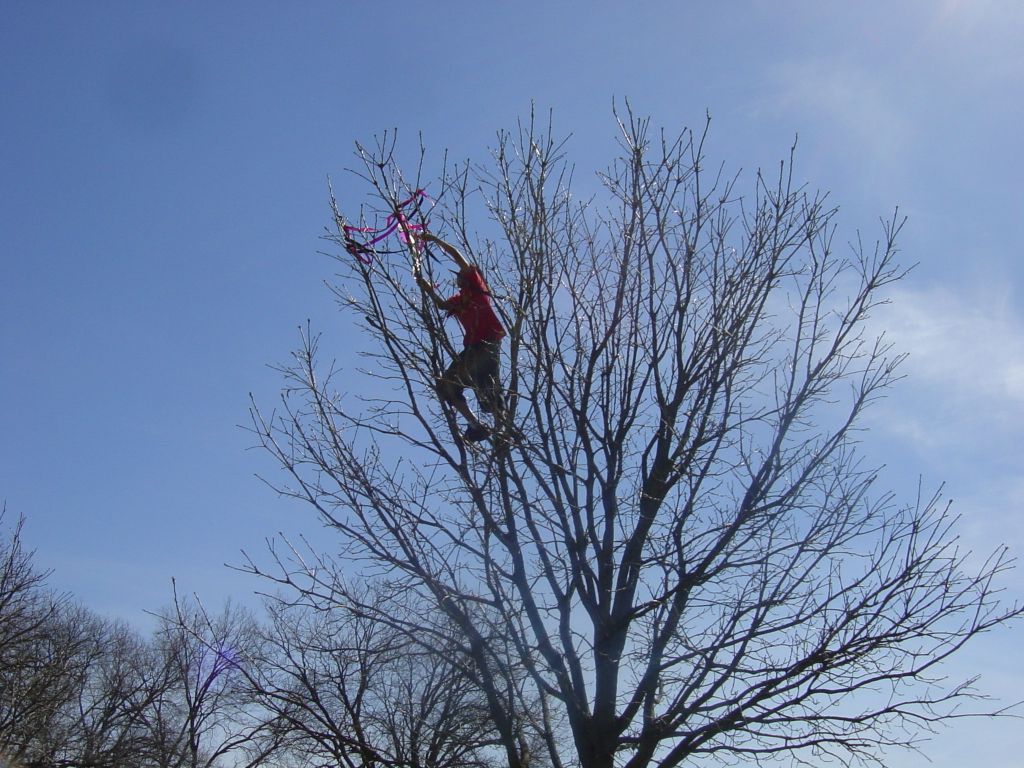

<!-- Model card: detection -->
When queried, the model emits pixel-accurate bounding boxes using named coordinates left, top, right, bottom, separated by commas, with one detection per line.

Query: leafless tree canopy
left=0, top=509, right=508, bottom=768
left=0, top=514, right=281, bottom=768
left=246, top=590, right=503, bottom=768
left=248, top=110, right=1022, bottom=768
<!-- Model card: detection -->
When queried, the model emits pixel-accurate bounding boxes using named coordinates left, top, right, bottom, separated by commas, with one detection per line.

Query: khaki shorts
left=439, top=340, right=503, bottom=415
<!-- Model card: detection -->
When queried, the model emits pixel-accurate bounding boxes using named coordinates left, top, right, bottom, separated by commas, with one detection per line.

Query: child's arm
left=422, top=232, right=471, bottom=271
left=416, top=274, right=447, bottom=309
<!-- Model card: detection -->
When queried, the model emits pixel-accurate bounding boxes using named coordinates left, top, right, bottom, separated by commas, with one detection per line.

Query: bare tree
left=242, top=585, right=504, bottom=768
left=1, top=511, right=160, bottom=768
left=0, top=510, right=88, bottom=767
left=62, top=617, right=160, bottom=767
left=143, top=588, right=280, bottom=768
left=249, top=110, right=1022, bottom=768
left=33, top=612, right=167, bottom=768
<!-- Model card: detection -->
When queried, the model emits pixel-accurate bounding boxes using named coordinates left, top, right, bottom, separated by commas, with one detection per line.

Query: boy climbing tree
left=416, top=232, right=505, bottom=443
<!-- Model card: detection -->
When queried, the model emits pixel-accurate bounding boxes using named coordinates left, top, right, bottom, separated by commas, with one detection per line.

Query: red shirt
left=440, top=266, right=506, bottom=346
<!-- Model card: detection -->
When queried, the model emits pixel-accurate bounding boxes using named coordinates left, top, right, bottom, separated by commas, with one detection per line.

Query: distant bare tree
left=0, top=510, right=84, bottom=767
left=143, top=589, right=280, bottom=768
left=1, top=511, right=159, bottom=768
left=32, top=612, right=167, bottom=768
left=60, top=617, right=159, bottom=767
left=252, top=109, right=1022, bottom=768
left=0, top=511, right=50, bottom=662
left=242, top=583, right=505, bottom=768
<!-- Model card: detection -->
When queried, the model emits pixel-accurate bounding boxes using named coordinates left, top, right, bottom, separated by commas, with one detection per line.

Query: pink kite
left=343, top=190, right=428, bottom=265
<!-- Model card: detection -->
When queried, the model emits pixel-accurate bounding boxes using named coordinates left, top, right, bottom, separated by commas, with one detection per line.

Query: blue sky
left=1, top=2, right=1022, bottom=766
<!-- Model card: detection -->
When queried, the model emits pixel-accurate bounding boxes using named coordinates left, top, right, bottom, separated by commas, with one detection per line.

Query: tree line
left=1, top=508, right=499, bottom=768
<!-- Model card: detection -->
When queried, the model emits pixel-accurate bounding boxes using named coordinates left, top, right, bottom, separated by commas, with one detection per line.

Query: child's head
left=453, top=265, right=488, bottom=295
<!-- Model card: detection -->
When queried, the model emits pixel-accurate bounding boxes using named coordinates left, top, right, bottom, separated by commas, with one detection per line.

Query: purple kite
left=343, top=189, right=429, bottom=265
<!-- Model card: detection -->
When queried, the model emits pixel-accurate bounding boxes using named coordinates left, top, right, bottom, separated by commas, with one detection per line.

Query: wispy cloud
left=867, top=281, right=1024, bottom=461
left=750, top=1, right=1024, bottom=204
left=755, top=58, right=913, bottom=182
left=927, top=0, right=1024, bottom=81
left=895, top=284, right=1022, bottom=389
left=866, top=282, right=1024, bottom=581
left=954, top=473, right=1024, bottom=565
left=768, top=60, right=911, bottom=145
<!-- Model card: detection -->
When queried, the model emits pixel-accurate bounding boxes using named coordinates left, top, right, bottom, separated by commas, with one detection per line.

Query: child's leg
left=437, top=352, right=488, bottom=432
left=468, top=341, right=504, bottom=418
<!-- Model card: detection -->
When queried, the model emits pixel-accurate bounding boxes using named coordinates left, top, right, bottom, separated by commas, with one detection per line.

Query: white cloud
left=749, top=2, right=1024, bottom=206
left=927, top=0, right=1024, bottom=81
left=881, top=284, right=1024, bottom=407
left=954, top=473, right=1024, bottom=564
left=868, top=281, right=1024, bottom=611
left=758, top=59, right=914, bottom=180
left=860, top=280, right=1024, bottom=492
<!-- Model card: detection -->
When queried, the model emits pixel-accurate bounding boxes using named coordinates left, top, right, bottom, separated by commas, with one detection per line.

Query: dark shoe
left=463, top=424, right=491, bottom=443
